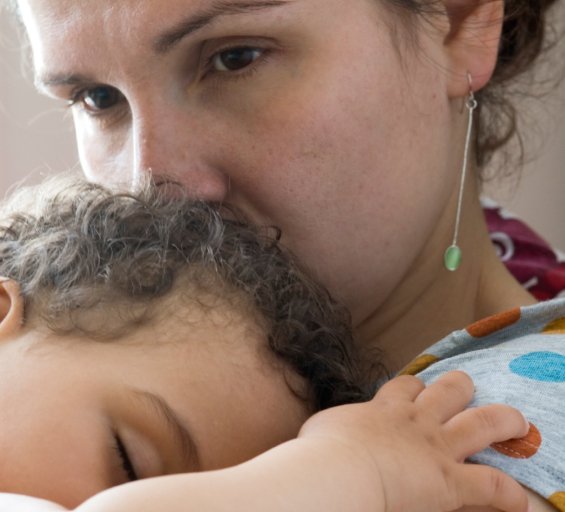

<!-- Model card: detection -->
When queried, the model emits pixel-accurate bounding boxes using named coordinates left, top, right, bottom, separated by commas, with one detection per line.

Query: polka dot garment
left=400, top=298, right=565, bottom=510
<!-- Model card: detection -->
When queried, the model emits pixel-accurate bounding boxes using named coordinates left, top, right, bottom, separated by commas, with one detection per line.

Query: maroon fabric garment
left=484, top=200, right=565, bottom=301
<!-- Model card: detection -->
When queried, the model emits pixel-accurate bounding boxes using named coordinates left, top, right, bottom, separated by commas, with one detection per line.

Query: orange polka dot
left=491, top=422, right=541, bottom=459
left=543, top=317, right=565, bottom=335
left=398, top=354, right=439, bottom=376
left=549, top=492, right=565, bottom=511
left=466, top=308, right=521, bottom=338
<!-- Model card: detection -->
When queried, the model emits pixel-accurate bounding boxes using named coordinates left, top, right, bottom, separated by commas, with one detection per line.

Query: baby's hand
left=299, top=371, right=530, bottom=512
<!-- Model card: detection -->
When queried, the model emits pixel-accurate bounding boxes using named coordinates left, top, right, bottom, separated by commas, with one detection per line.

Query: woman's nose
left=131, top=117, right=230, bottom=202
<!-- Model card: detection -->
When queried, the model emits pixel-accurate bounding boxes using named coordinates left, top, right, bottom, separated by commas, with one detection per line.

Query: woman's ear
left=0, top=278, right=25, bottom=338
left=442, top=0, right=504, bottom=96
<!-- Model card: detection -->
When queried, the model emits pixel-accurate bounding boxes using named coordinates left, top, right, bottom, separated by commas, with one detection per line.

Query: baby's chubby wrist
left=296, top=402, right=388, bottom=509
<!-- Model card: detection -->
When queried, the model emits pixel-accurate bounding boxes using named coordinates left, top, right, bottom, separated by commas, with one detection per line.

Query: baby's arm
left=1, top=371, right=531, bottom=512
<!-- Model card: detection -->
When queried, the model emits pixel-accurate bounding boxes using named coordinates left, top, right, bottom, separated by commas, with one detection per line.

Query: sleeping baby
left=0, top=176, right=531, bottom=512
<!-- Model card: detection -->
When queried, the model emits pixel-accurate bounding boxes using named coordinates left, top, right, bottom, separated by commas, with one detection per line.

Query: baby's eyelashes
left=112, top=433, right=139, bottom=482
left=107, top=387, right=200, bottom=485
left=128, top=389, right=200, bottom=473
left=111, top=419, right=167, bottom=482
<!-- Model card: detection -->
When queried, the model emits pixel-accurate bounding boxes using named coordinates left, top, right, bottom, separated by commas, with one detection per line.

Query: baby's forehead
left=41, top=275, right=268, bottom=351
left=24, top=285, right=269, bottom=370
left=151, top=280, right=269, bottom=345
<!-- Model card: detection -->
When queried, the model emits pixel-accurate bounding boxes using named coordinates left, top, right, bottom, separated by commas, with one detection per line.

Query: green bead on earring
left=444, top=245, right=462, bottom=272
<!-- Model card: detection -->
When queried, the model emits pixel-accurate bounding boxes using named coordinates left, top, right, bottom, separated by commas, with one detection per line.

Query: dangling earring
left=444, top=73, right=478, bottom=272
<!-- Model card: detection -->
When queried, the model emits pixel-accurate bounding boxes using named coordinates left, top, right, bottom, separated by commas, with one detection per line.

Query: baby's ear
left=0, top=278, right=24, bottom=338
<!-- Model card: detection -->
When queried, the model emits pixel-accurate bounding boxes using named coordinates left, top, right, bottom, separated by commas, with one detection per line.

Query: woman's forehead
left=19, top=0, right=299, bottom=34
left=19, top=0, right=386, bottom=48
left=19, top=0, right=301, bottom=72
left=19, top=0, right=389, bottom=88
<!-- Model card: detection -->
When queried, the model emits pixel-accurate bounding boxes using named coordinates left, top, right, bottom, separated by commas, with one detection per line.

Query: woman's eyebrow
left=35, top=72, right=96, bottom=92
left=130, top=389, right=200, bottom=471
left=153, top=0, right=291, bottom=54
left=35, top=1, right=291, bottom=90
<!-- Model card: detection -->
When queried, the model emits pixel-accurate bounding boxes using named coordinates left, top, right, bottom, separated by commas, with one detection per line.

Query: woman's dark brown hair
left=385, top=0, right=561, bottom=170
left=0, top=176, right=386, bottom=410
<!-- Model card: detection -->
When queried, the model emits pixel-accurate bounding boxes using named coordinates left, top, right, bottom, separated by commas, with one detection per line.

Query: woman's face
left=19, top=0, right=463, bottom=322
left=0, top=298, right=309, bottom=507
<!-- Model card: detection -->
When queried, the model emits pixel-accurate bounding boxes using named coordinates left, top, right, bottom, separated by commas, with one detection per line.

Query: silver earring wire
left=444, top=73, right=478, bottom=272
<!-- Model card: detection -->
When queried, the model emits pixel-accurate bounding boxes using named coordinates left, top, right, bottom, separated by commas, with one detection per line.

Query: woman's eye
left=72, top=86, right=124, bottom=113
left=211, top=47, right=264, bottom=73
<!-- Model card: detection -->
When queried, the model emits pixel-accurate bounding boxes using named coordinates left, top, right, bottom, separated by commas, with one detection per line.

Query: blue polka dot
left=509, top=352, right=565, bottom=383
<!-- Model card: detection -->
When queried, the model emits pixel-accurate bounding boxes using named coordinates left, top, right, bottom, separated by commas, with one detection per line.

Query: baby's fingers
left=444, top=404, right=529, bottom=460
left=375, top=374, right=426, bottom=402
left=453, top=464, right=529, bottom=512
left=414, top=371, right=474, bottom=423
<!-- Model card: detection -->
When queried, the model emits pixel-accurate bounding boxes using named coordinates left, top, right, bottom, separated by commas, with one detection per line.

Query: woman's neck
left=355, top=189, right=537, bottom=375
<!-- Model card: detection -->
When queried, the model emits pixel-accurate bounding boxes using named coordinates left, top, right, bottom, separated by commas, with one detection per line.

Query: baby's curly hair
left=0, top=176, right=385, bottom=410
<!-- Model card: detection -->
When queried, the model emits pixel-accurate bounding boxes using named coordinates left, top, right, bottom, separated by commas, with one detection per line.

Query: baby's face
left=0, top=298, right=309, bottom=507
